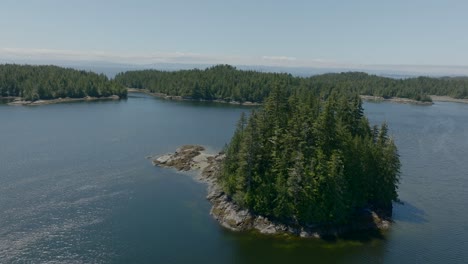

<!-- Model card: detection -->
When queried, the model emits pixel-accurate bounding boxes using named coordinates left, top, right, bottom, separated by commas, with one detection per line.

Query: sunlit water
left=0, top=93, right=467, bottom=263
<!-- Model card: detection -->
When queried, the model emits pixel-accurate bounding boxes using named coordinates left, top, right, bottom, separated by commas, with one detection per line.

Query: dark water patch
left=393, top=201, right=427, bottom=224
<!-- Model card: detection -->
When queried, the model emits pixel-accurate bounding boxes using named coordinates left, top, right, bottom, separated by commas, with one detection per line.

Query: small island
left=153, top=145, right=390, bottom=238
left=152, top=88, right=400, bottom=238
left=0, top=64, right=127, bottom=105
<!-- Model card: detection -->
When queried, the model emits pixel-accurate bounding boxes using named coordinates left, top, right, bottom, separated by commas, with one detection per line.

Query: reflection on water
left=393, top=201, right=427, bottom=224
left=0, top=94, right=467, bottom=263
left=0, top=98, right=15, bottom=104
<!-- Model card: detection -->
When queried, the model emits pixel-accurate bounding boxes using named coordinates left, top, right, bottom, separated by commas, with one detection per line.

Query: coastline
left=151, top=145, right=391, bottom=239
left=130, top=88, right=468, bottom=106
left=7, top=95, right=120, bottom=106
left=360, top=95, right=433, bottom=105
left=430, top=95, right=468, bottom=104
left=128, top=88, right=261, bottom=106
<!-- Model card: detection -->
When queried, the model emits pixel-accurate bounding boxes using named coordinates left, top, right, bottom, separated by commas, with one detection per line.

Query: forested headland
left=0, top=64, right=127, bottom=101
left=220, top=88, right=400, bottom=225
left=115, top=65, right=468, bottom=103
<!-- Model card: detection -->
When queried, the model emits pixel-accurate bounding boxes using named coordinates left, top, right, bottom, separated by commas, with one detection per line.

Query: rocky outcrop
left=152, top=145, right=391, bottom=238
left=360, top=95, right=433, bottom=105
left=430, top=95, right=468, bottom=104
left=128, top=88, right=261, bottom=106
left=153, top=145, right=207, bottom=171
left=7, top=95, right=120, bottom=106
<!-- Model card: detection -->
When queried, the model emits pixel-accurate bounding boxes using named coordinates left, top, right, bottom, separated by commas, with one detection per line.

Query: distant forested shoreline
left=115, top=65, right=468, bottom=103
left=2, top=63, right=467, bottom=104
left=0, top=64, right=127, bottom=101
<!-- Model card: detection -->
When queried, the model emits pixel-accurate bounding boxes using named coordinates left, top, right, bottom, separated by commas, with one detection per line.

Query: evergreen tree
left=0, top=64, right=127, bottom=100
left=115, top=65, right=468, bottom=103
left=220, top=91, right=401, bottom=225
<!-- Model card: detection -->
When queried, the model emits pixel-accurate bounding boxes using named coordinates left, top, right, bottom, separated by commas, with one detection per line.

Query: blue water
left=0, top=93, right=467, bottom=263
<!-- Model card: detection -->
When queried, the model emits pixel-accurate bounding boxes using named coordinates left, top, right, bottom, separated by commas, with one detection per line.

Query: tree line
left=115, top=64, right=468, bottom=102
left=115, top=65, right=296, bottom=102
left=0, top=64, right=127, bottom=101
left=3, top=64, right=467, bottom=103
left=221, top=87, right=400, bottom=225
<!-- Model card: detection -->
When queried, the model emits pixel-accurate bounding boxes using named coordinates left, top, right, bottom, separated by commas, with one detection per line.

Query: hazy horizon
left=2, top=56, right=468, bottom=79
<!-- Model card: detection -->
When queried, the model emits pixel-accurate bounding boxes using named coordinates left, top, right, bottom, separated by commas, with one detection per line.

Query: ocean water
left=0, top=93, right=467, bottom=263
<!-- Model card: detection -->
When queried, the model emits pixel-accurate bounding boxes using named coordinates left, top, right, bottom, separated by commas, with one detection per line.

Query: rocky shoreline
left=430, top=95, right=468, bottom=104
left=152, top=145, right=391, bottom=239
left=130, top=88, right=467, bottom=107
left=360, top=95, right=433, bottom=105
left=7, top=95, right=120, bottom=106
left=128, top=88, right=261, bottom=106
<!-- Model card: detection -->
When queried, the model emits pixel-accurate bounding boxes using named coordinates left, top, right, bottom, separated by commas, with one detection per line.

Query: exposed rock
left=129, top=88, right=261, bottom=106
left=360, top=95, right=433, bottom=105
left=430, top=95, right=468, bottom=104
left=8, top=100, right=32, bottom=105
left=153, top=145, right=206, bottom=171
left=7, top=95, right=122, bottom=106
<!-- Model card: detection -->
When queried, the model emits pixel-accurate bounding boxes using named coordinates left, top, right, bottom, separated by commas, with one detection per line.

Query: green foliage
left=306, top=72, right=468, bottom=101
left=115, top=65, right=297, bottom=103
left=220, top=89, right=401, bottom=225
left=115, top=65, right=468, bottom=102
left=0, top=64, right=127, bottom=100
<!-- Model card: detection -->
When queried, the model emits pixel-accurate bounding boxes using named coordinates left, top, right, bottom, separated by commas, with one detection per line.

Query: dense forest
left=3, top=64, right=467, bottom=103
left=115, top=65, right=468, bottom=102
left=220, top=88, right=401, bottom=225
left=115, top=65, right=294, bottom=102
left=0, top=64, right=127, bottom=101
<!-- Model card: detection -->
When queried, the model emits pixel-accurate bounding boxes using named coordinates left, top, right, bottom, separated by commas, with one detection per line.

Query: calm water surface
left=0, top=93, right=467, bottom=263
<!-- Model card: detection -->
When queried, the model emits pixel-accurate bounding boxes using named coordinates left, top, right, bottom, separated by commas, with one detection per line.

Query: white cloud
left=0, top=48, right=214, bottom=65
left=1, top=47, right=468, bottom=76
left=0, top=47, right=330, bottom=67
left=262, top=56, right=297, bottom=61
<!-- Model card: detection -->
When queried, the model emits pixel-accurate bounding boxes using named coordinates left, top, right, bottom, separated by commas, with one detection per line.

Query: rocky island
left=152, top=145, right=391, bottom=238
left=150, top=78, right=400, bottom=239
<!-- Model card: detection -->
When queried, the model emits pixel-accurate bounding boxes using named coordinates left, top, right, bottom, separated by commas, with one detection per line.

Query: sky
left=1, top=0, right=467, bottom=74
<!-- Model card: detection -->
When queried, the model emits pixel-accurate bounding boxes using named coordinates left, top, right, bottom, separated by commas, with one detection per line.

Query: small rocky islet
left=151, top=145, right=391, bottom=239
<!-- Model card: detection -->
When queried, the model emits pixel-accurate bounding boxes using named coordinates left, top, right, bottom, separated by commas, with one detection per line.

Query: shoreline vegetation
left=116, top=65, right=468, bottom=104
left=127, top=88, right=468, bottom=106
left=127, top=88, right=261, bottom=106
left=2, top=64, right=467, bottom=106
left=129, top=88, right=467, bottom=106
left=152, top=145, right=391, bottom=238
